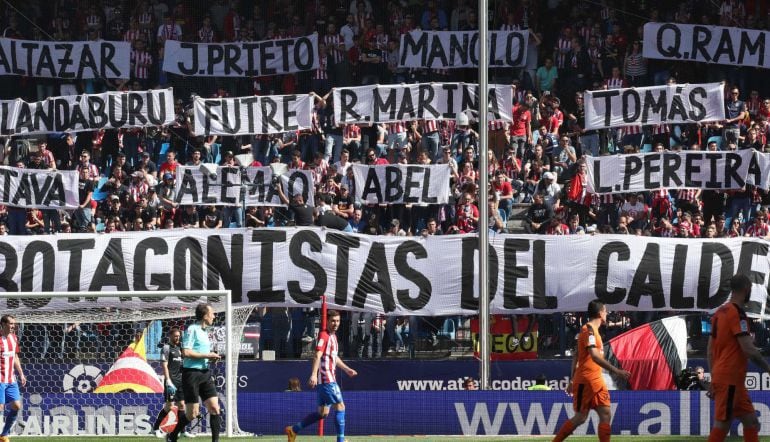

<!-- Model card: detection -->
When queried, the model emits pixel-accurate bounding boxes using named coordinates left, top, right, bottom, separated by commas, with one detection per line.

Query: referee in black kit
left=166, top=303, right=222, bottom=442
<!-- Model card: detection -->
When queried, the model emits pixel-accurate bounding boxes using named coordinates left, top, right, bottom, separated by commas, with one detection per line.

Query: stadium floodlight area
left=2, top=290, right=255, bottom=437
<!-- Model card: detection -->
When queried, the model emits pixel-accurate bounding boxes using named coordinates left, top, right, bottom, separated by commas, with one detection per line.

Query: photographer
left=678, top=366, right=710, bottom=391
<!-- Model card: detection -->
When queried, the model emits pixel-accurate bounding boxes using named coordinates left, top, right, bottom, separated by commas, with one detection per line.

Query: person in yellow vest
left=528, top=374, right=552, bottom=391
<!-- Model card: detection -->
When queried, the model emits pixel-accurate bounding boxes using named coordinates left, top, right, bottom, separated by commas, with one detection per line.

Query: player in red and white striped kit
left=0, top=315, right=26, bottom=442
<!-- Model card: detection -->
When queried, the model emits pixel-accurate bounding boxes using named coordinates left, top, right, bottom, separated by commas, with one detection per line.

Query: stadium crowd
left=2, top=0, right=770, bottom=359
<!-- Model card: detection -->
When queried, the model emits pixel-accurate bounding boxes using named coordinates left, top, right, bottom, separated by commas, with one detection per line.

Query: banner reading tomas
left=399, top=30, right=528, bottom=68
left=2, top=231, right=770, bottom=318
left=0, top=89, right=174, bottom=136
left=0, top=38, right=130, bottom=79
left=333, top=83, right=512, bottom=124
left=193, top=94, right=313, bottom=135
left=352, top=164, right=451, bottom=204
left=643, top=23, right=770, bottom=68
left=0, top=166, right=78, bottom=209
left=174, top=166, right=314, bottom=207
left=584, top=83, right=724, bottom=130
left=163, top=35, right=318, bottom=77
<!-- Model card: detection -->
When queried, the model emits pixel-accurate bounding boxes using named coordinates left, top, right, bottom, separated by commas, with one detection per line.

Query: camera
left=676, top=368, right=701, bottom=391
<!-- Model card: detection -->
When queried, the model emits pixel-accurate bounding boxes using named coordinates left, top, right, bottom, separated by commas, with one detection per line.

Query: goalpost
left=1, top=290, right=255, bottom=438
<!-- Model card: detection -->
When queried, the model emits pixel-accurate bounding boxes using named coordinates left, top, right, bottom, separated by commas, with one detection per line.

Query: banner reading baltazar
left=0, top=38, right=130, bottom=79
left=163, top=34, right=318, bottom=77
left=0, top=166, right=78, bottom=209
left=333, top=83, right=513, bottom=124
left=353, top=164, right=451, bottom=204
left=174, top=165, right=315, bottom=207
left=2, top=231, right=770, bottom=318
left=0, top=89, right=175, bottom=136
left=583, top=82, right=724, bottom=130
left=193, top=94, right=313, bottom=136
left=399, top=30, right=528, bottom=69
left=643, top=22, right=770, bottom=68
left=584, top=150, right=770, bottom=194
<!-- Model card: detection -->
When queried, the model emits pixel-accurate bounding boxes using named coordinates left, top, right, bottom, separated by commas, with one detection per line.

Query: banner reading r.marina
left=2, top=230, right=769, bottom=317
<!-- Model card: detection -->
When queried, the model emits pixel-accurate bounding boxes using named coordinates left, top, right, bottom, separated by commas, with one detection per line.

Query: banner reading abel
left=174, top=166, right=314, bottom=206
left=163, top=34, right=318, bottom=77
left=0, top=38, right=130, bottom=79
left=0, top=166, right=78, bottom=209
left=0, top=89, right=174, bottom=136
left=399, top=30, right=528, bottom=68
left=584, top=83, right=724, bottom=130
left=352, top=164, right=451, bottom=204
left=2, top=231, right=770, bottom=318
left=193, top=94, right=313, bottom=136
left=333, top=83, right=512, bottom=124
left=643, top=22, right=770, bottom=68
left=585, top=150, right=770, bottom=194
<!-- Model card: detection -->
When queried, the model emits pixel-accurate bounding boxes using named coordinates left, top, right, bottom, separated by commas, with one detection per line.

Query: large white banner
left=0, top=166, right=78, bottom=209
left=1, top=231, right=769, bottom=317
left=0, top=89, right=175, bottom=136
left=0, top=38, right=130, bottom=79
left=333, top=83, right=513, bottom=124
left=193, top=94, right=313, bottom=136
left=399, top=30, right=528, bottom=68
left=352, top=164, right=451, bottom=204
left=643, top=22, right=770, bottom=68
left=584, top=83, right=724, bottom=130
left=163, top=34, right=318, bottom=77
left=175, top=166, right=314, bottom=207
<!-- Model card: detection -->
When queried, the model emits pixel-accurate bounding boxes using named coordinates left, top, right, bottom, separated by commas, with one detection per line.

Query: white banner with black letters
left=1, top=231, right=770, bottom=318
left=0, top=88, right=174, bottom=136
left=398, top=30, right=528, bottom=68
left=0, top=166, right=78, bottom=209
left=643, top=23, right=770, bottom=68
left=175, top=166, right=314, bottom=207
left=333, top=83, right=512, bottom=124
left=193, top=94, right=313, bottom=135
left=584, top=82, right=724, bottom=130
left=353, top=164, right=451, bottom=204
left=163, top=34, right=318, bottom=77
left=0, top=38, right=130, bottom=79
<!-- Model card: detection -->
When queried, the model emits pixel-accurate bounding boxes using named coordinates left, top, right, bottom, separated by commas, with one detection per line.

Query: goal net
left=0, top=290, right=255, bottom=437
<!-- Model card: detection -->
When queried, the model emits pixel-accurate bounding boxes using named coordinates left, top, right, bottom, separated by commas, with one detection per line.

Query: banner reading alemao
left=174, top=165, right=314, bottom=207
left=399, top=30, right=528, bottom=69
left=643, top=22, right=770, bottom=68
left=163, top=34, right=318, bottom=77
left=193, top=94, right=313, bottom=136
left=333, top=83, right=513, bottom=124
left=584, top=150, right=770, bottom=194
left=583, top=83, right=724, bottom=130
left=0, top=38, right=130, bottom=79
left=0, top=232, right=769, bottom=318
left=352, top=164, right=451, bottom=204
left=0, top=89, right=175, bottom=136
left=0, top=166, right=78, bottom=209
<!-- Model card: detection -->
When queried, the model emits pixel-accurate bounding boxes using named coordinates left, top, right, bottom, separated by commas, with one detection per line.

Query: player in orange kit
left=708, top=274, right=770, bottom=442
left=553, top=300, right=631, bottom=442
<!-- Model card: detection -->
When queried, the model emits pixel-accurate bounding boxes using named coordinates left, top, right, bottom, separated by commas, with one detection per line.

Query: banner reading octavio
left=470, top=315, right=538, bottom=361
left=193, top=94, right=313, bottom=136
left=584, top=83, right=724, bottom=130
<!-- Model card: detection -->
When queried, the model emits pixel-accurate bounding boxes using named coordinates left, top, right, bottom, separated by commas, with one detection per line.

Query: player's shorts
left=317, top=382, right=344, bottom=407
left=164, top=378, right=184, bottom=403
left=573, top=382, right=610, bottom=412
left=712, top=381, right=755, bottom=421
left=0, top=382, right=19, bottom=404
left=181, top=368, right=217, bottom=403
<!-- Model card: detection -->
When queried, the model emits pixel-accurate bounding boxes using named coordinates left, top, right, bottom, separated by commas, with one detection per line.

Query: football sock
left=152, top=408, right=170, bottom=431
left=335, top=409, right=346, bottom=442
left=744, top=426, right=759, bottom=442
left=708, top=427, right=728, bottom=442
left=209, top=413, right=221, bottom=442
left=0, top=409, right=17, bottom=436
left=598, top=422, right=611, bottom=442
left=170, top=413, right=189, bottom=440
left=293, top=411, right=322, bottom=433
left=552, top=419, right=575, bottom=442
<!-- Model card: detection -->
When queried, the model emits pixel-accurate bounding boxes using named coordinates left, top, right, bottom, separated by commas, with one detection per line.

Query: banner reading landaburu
left=2, top=230, right=769, bottom=318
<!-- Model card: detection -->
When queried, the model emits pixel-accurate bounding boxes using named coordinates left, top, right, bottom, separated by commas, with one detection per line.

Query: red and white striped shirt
left=555, top=37, right=571, bottom=69
left=324, top=34, right=346, bottom=64
left=344, top=124, right=360, bottom=139
left=605, top=77, right=626, bottom=89
left=423, top=120, right=439, bottom=133
left=388, top=122, right=406, bottom=134
left=652, top=124, right=670, bottom=135
left=131, top=50, right=153, bottom=79
left=623, top=125, right=642, bottom=135
left=198, top=26, right=215, bottom=43
left=313, top=55, right=328, bottom=80
left=500, top=23, right=520, bottom=31
left=746, top=222, right=770, bottom=237
left=0, top=334, right=18, bottom=384
left=124, top=29, right=142, bottom=43
left=676, top=188, right=698, bottom=201
left=316, top=331, right=338, bottom=384
left=139, top=12, right=153, bottom=29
